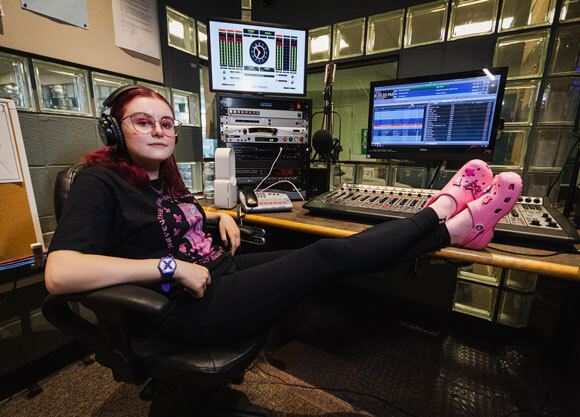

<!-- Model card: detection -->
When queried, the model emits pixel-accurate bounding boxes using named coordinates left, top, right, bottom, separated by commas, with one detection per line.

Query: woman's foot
left=445, top=209, right=474, bottom=244
left=446, top=172, right=523, bottom=249
left=426, top=159, right=494, bottom=220
left=428, top=196, right=457, bottom=223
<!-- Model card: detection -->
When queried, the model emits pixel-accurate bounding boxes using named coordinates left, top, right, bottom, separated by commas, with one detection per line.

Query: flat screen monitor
left=208, top=19, right=307, bottom=96
left=366, top=68, right=508, bottom=161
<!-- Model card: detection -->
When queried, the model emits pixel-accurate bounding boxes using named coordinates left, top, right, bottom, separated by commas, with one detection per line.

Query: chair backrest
left=54, top=163, right=87, bottom=222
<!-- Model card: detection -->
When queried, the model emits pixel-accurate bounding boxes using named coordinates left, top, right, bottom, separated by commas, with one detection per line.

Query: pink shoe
left=425, top=159, right=493, bottom=218
left=458, top=172, right=523, bottom=250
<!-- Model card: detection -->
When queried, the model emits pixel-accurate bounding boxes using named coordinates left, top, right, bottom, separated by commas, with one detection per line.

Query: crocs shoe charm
left=463, top=181, right=482, bottom=198
left=482, top=195, right=493, bottom=205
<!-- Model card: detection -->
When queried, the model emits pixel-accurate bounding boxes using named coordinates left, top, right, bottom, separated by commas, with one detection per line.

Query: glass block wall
left=306, top=0, right=580, bottom=200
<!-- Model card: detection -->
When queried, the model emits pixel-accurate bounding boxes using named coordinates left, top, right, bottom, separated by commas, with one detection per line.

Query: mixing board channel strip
left=303, top=184, right=580, bottom=250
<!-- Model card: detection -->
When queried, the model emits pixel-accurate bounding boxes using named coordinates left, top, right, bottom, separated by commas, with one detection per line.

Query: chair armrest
left=80, top=284, right=170, bottom=316
left=44, top=284, right=169, bottom=320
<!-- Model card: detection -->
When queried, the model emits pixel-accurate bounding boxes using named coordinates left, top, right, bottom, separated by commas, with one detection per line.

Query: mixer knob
left=531, top=219, right=540, bottom=226
left=542, top=213, right=548, bottom=218
left=518, top=197, right=523, bottom=202
left=534, top=198, right=541, bottom=204
left=548, top=222, right=557, bottom=228
left=525, top=197, right=532, bottom=203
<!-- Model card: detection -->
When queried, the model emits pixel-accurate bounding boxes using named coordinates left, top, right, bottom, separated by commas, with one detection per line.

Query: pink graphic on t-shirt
left=178, top=203, right=213, bottom=257
left=155, top=193, right=220, bottom=263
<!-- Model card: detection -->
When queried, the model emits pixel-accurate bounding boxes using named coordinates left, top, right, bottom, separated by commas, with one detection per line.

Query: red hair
left=84, top=87, right=188, bottom=198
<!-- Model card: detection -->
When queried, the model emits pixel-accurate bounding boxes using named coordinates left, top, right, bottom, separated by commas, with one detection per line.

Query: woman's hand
left=174, top=260, right=211, bottom=298
left=218, top=213, right=241, bottom=255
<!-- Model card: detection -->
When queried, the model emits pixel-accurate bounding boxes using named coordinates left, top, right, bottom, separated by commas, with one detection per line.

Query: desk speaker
left=214, top=148, right=237, bottom=209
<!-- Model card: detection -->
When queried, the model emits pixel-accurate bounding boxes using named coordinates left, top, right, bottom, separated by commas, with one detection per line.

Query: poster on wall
left=112, top=0, right=161, bottom=60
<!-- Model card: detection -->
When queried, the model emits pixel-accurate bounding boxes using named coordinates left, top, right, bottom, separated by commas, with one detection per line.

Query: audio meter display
left=209, top=20, right=306, bottom=95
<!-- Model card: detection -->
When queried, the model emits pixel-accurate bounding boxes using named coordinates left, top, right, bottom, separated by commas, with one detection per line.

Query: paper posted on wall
left=112, top=0, right=161, bottom=60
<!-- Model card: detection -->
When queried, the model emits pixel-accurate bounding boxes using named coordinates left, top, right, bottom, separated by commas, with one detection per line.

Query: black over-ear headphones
left=98, top=85, right=141, bottom=154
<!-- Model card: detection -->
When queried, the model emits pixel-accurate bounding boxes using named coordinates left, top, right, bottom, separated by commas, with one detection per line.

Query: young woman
left=45, top=86, right=522, bottom=345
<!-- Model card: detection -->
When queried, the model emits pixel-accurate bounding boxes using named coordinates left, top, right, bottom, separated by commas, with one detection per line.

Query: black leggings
left=157, top=208, right=450, bottom=345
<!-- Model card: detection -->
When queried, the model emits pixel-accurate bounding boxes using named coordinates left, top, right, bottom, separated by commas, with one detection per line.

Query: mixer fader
left=304, top=184, right=580, bottom=250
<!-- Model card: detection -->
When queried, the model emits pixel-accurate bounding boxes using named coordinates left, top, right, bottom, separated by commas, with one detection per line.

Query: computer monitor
left=366, top=68, right=508, bottom=161
left=208, top=18, right=307, bottom=96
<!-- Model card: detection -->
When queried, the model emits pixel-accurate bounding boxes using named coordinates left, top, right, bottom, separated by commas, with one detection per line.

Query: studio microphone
left=311, top=129, right=334, bottom=162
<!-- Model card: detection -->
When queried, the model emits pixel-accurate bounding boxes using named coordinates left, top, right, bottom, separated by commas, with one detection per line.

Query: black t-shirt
left=48, top=165, right=234, bottom=295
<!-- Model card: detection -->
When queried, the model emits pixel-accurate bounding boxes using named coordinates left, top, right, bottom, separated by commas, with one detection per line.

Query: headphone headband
left=101, top=85, right=142, bottom=113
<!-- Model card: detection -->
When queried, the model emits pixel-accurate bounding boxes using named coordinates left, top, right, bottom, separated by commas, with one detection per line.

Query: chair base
left=146, top=379, right=266, bottom=417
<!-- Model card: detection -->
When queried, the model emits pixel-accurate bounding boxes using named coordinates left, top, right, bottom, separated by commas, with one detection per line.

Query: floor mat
left=262, top=289, right=580, bottom=417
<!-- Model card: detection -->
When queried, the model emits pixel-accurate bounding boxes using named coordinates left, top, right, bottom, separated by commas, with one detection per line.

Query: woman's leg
left=234, top=250, right=295, bottom=270
left=158, top=208, right=450, bottom=345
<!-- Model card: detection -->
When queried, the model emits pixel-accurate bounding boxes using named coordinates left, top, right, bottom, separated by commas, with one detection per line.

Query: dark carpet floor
left=1, top=287, right=579, bottom=417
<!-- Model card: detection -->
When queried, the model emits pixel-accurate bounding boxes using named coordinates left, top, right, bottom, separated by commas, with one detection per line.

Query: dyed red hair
left=84, top=87, right=188, bottom=198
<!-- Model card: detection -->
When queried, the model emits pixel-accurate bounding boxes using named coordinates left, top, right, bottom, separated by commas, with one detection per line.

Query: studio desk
left=205, top=202, right=580, bottom=283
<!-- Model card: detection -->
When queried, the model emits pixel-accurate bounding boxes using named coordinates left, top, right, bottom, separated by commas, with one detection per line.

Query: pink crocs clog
left=425, top=159, right=493, bottom=218
left=458, top=172, right=523, bottom=250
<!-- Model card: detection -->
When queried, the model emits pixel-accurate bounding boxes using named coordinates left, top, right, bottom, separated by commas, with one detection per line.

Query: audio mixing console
left=303, top=183, right=580, bottom=250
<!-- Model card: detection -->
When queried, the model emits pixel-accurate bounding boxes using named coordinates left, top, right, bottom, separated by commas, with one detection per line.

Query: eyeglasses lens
left=130, top=114, right=179, bottom=137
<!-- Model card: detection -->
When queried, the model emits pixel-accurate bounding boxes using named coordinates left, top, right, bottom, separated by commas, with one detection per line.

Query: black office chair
left=42, top=164, right=267, bottom=415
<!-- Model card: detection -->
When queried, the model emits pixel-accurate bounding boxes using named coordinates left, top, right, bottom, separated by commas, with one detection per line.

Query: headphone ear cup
left=98, top=115, right=126, bottom=153
left=111, top=117, right=126, bottom=153
left=98, top=116, right=114, bottom=147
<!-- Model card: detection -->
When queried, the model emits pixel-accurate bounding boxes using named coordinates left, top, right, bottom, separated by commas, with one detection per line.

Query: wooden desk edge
left=206, top=207, right=580, bottom=282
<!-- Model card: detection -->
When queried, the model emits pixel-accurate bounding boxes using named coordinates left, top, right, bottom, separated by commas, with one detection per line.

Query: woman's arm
left=45, top=250, right=211, bottom=297
left=204, top=210, right=223, bottom=224
left=204, top=211, right=241, bottom=255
